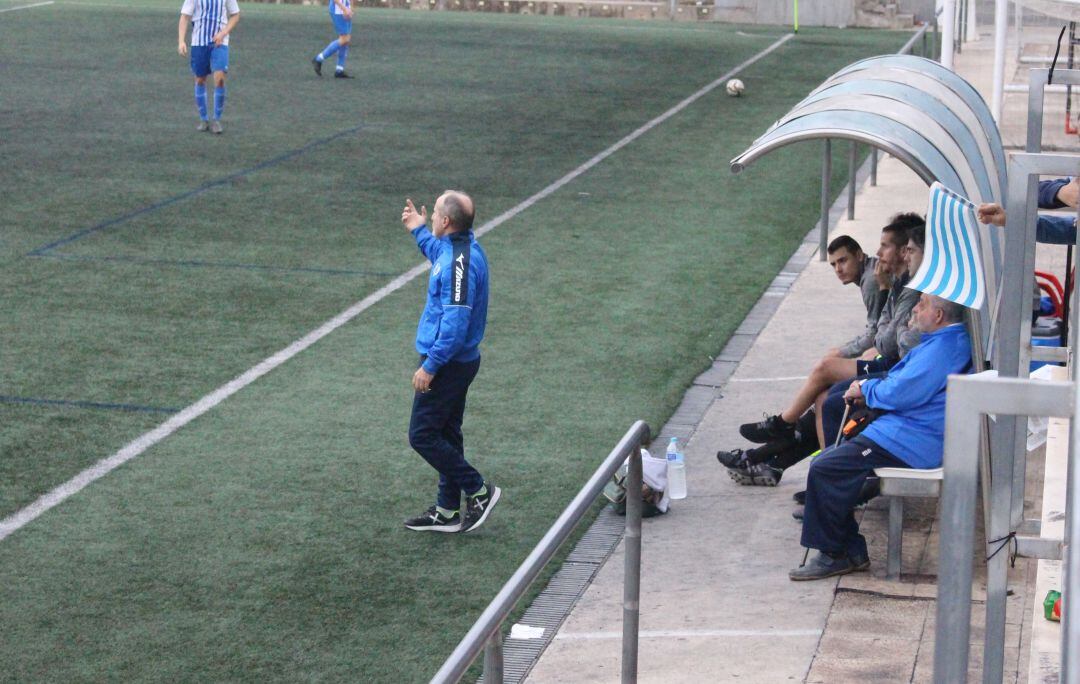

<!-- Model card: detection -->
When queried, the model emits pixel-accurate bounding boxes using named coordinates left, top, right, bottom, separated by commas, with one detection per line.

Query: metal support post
left=941, top=0, right=954, bottom=69
left=819, top=139, right=831, bottom=261
left=983, top=414, right=1015, bottom=683
left=933, top=15, right=939, bottom=62
left=1064, top=336, right=1080, bottom=682
left=991, top=0, right=1007, bottom=123
left=935, top=375, right=1075, bottom=683
left=621, top=446, right=643, bottom=684
left=934, top=378, right=983, bottom=683
left=483, top=632, right=504, bottom=684
left=887, top=497, right=903, bottom=580
left=847, top=141, right=857, bottom=220
left=957, top=0, right=965, bottom=54
left=870, top=148, right=878, bottom=186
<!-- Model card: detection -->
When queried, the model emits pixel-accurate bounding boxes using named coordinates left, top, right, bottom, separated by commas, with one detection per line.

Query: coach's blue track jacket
left=860, top=323, right=972, bottom=469
left=412, top=225, right=489, bottom=375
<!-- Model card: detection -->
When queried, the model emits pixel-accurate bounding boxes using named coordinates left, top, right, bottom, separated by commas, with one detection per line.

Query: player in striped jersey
left=178, top=0, right=240, bottom=134
left=311, top=0, right=355, bottom=79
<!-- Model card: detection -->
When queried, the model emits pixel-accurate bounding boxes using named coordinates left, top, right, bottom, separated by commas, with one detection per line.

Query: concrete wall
left=712, top=0, right=852, bottom=26
left=251, top=0, right=921, bottom=25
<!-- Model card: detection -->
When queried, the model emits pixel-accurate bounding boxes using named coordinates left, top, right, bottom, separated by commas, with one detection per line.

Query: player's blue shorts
left=331, top=13, right=352, bottom=36
left=190, top=44, right=230, bottom=78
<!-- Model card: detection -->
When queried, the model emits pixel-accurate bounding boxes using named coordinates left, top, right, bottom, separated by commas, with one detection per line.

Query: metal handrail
left=430, top=420, right=651, bottom=684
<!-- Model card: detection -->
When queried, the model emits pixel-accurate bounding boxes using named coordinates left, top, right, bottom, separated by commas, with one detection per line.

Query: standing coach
left=399, top=192, right=500, bottom=533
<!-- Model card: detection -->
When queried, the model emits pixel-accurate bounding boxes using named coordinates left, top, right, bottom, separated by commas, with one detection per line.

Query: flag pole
left=793, top=0, right=798, bottom=33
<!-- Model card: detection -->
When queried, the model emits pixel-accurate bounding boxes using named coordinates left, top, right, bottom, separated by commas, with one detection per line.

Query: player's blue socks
left=336, top=45, right=349, bottom=72
left=194, top=83, right=208, bottom=121
left=317, top=40, right=340, bottom=62
left=214, top=86, right=226, bottom=120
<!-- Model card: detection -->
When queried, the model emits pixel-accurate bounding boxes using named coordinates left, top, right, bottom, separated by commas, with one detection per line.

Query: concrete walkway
left=520, top=23, right=1074, bottom=684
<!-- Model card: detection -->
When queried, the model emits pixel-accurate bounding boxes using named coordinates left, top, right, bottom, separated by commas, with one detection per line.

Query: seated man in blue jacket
left=790, top=293, right=972, bottom=580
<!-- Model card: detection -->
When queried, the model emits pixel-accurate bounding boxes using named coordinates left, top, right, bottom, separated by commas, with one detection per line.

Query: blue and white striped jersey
left=180, top=0, right=240, bottom=47
left=330, top=0, right=351, bottom=16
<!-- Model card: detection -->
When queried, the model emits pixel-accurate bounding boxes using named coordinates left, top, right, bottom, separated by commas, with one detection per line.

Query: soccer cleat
left=715, top=448, right=749, bottom=469
left=792, top=504, right=804, bottom=521
left=334, top=70, right=354, bottom=79
left=196, top=120, right=210, bottom=132
left=739, top=414, right=795, bottom=443
left=793, top=489, right=806, bottom=505
left=404, top=506, right=462, bottom=532
left=209, top=119, right=223, bottom=135
left=461, top=483, right=501, bottom=532
left=312, top=57, right=323, bottom=76
left=725, top=459, right=783, bottom=487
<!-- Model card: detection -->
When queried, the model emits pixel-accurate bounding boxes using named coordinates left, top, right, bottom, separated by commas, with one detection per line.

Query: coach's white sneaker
left=196, top=120, right=210, bottom=132
left=209, top=119, right=223, bottom=135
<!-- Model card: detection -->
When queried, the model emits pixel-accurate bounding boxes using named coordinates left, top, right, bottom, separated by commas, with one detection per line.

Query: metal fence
left=430, top=420, right=651, bottom=684
left=933, top=66, right=1080, bottom=684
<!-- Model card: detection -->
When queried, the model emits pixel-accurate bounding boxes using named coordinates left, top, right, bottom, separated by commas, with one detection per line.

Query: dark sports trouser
left=408, top=356, right=484, bottom=511
left=800, top=435, right=908, bottom=558
left=819, top=371, right=890, bottom=448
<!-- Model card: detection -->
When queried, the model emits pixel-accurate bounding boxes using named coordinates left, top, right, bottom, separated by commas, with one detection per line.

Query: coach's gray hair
left=930, top=295, right=965, bottom=323
left=442, top=190, right=475, bottom=232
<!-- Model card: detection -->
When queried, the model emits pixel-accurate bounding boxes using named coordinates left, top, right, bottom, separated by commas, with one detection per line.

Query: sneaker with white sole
left=196, top=120, right=210, bottom=132
left=404, top=505, right=462, bottom=532
left=209, top=119, right=223, bottom=134
left=461, top=483, right=501, bottom=532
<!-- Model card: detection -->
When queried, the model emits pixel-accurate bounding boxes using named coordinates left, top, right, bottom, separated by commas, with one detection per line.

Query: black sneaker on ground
left=793, top=489, right=806, bottom=505
left=792, top=504, right=805, bottom=521
left=739, top=414, right=796, bottom=443
left=726, top=460, right=783, bottom=487
left=312, top=57, right=322, bottom=76
left=334, top=70, right=354, bottom=79
left=404, top=506, right=462, bottom=532
left=461, top=483, right=501, bottom=532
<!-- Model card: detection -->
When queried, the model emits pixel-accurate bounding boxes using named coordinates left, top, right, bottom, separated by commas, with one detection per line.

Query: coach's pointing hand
left=402, top=198, right=428, bottom=231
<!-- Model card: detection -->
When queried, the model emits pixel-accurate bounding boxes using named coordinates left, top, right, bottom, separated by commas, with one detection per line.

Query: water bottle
left=666, top=437, right=687, bottom=500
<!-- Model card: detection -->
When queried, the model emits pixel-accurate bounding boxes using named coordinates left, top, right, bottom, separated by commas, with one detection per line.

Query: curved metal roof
left=730, top=53, right=1005, bottom=348
left=732, top=55, right=1004, bottom=204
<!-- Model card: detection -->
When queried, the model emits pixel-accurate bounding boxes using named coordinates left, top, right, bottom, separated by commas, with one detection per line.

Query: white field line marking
left=0, top=32, right=794, bottom=543
left=555, top=628, right=822, bottom=640
left=729, top=375, right=809, bottom=383
left=0, top=1, right=53, bottom=12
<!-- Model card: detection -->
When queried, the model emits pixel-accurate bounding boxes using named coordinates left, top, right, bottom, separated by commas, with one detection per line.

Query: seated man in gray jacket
left=824, top=235, right=887, bottom=360
left=737, top=213, right=924, bottom=447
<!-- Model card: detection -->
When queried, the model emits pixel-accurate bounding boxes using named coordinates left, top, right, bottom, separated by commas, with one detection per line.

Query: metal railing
left=815, top=21, right=933, bottom=260
left=934, top=370, right=1080, bottom=684
left=933, top=67, right=1080, bottom=683
left=430, top=420, right=651, bottom=684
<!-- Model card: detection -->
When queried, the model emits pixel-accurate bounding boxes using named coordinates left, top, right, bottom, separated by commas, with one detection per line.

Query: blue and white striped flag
left=908, top=182, right=986, bottom=310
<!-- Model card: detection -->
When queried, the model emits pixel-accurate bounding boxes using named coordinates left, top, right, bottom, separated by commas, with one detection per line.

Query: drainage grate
left=476, top=506, right=626, bottom=684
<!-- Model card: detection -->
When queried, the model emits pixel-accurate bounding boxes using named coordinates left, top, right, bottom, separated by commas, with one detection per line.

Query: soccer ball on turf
left=726, top=78, right=745, bottom=97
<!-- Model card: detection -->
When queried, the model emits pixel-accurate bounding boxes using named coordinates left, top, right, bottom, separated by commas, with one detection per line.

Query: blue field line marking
left=0, top=395, right=180, bottom=414
left=35, top=252, right=398, bottom=277
left=27, top=123, right=366, bottom=257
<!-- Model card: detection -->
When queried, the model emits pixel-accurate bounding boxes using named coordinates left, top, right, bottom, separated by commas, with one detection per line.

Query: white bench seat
left=873, top=467, right=944, bottom=580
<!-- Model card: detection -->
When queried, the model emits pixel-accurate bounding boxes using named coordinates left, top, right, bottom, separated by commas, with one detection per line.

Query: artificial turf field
left=1, top=2, right=907, bottom=680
